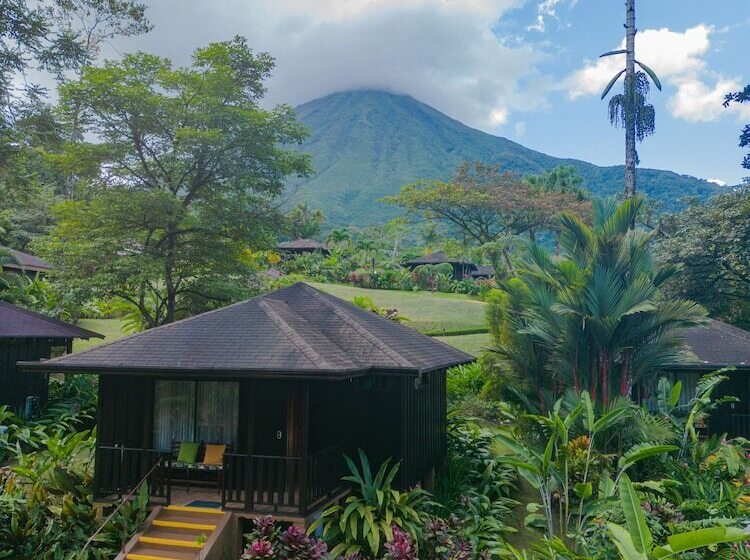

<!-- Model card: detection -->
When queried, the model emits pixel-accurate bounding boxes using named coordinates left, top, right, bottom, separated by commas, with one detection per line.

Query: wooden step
left=139, top=536, right=204, bottom=549
left=142, top=526, right=209, bottom=543
left=165, top=505, right=223, bottom=515
left=152, top=519, right=216, bottom=531
left=127, top=542, right=198, bottom=560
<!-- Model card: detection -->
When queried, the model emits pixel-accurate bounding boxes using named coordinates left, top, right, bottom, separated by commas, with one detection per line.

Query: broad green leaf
left=593, top=407, right=629, bottom=433
left=653, top=526, right=746, bottom=557
left=635, top=60, right=662, bottom=90
left=619, top=444, right=678, bottom=471
left=600, top=49, right=628, bottom=58
left=618, top=475, right=652, bottom=554
left=607, top=522, right=649, bottom=560
left=574, top=482, right=592, bottom=499
left=601, top=69, right=626, bottom=99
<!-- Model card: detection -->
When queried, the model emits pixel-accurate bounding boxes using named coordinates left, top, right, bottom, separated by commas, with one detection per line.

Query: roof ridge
left=300, top=284, right=413, bottom=368
left=707, top=319, right=750, bottom=341
left=0, top=300, right=101, bottom=339
left=258, top=299, right=335, bottom=369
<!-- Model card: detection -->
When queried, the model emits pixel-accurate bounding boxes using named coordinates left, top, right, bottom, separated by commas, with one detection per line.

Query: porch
left=95, top=440, right=349, bottom=520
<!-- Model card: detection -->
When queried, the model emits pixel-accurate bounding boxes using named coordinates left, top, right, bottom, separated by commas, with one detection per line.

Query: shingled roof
left=404, top=251, right=453, bottom=265
left=277, top=239, right=329, bottom=252
left=0, top=301, right=102, bottom=340
left=670, top=319, right=750, bottom=370
left=22, top=283, right=473, bottom=378
left=1, top=246, right=53, bottom=274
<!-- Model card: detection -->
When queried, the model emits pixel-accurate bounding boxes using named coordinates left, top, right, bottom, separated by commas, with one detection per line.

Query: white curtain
left=153, top=380, right=196, bottom=451
left=197, top=381, right=239, bottom=445
left=153, top=380, right=239, bottom=450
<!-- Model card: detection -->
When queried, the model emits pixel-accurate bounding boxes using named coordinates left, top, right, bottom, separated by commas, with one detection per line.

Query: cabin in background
left=403, top=251, right=477, bottom=281
left=0, top=301, right=101, bottom=412
left=657, top=319, right=750, bottom=437
left=1, top=246, right=54, bottom=277
left=276, top=239, right=330, bottom=256
left=23, top=282, right=471, bottom=525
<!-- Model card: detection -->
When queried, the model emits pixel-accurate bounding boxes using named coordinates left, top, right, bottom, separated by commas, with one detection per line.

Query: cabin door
left=254, top=380, right=287, bottom=456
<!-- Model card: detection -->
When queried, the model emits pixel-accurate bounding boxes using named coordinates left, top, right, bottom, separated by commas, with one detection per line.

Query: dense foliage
left=656, top=188, right=750, bottom=328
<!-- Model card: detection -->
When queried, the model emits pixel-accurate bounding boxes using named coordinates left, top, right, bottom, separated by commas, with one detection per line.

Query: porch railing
left=222, top=441, right=349, bottom=515
left=95, top=445, right=170, bottom=502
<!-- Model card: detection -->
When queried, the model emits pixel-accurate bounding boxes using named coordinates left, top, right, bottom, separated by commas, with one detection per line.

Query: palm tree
left=326, top=227, right=350, bottom=248
left=490, top=197, right=707, bottom=408
left=599, top=0, right=661, bottom=200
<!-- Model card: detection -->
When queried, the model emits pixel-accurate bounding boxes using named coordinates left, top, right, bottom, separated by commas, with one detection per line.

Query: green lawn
left=71, top=284, right=491, bottom=354
left=435, top=332, right=491, bottom=356
left=73, top=318, right=129, bottom=351
left=310, top=282, right=488, bottom=335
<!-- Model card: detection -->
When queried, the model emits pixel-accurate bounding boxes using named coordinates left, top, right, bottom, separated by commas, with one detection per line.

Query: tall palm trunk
left=624, top=0, right=637, bottom=200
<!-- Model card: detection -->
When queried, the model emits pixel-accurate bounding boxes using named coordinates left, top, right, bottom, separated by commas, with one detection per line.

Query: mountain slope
left=288, top=90, right=718, bottom=225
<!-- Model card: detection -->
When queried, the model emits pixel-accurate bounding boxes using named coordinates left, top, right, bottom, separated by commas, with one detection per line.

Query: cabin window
left=153, top=380, right=239, bottom=450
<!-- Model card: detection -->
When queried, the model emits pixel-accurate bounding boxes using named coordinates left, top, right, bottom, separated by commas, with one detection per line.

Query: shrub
left=309, top=450, right=430, bottom=558
left=242, top=516, right=328, bottom=560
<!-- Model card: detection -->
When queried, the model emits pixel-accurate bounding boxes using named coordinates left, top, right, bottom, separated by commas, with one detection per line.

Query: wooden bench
left=169, top=440, right=232, bottom=493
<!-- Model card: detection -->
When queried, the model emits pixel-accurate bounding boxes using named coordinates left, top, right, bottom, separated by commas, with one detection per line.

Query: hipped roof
left=404, top=251, right=474, bottom=267
left=674, top=319, right=750, bottom=370
left=1, top=246, right=53, bottom=273
left=21, top=283, right=472, bottom=378
left=0, top=301, right=102, bottom=340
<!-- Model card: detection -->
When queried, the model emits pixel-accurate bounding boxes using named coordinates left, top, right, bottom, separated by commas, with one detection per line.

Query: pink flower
left=243, top=539, right=274, bottom=559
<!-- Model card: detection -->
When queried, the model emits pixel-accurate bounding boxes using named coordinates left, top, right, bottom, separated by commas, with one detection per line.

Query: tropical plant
left=287, top=202, right=326, bottom=240
left=490, top=197, right=707, bottom=408
left=599, top=0, right=661, bottom=198
left=309, top=449, right=430, bottom=558
left=606, top=474, right=745, bottom=559
left=723, top=84, right=750, bottom=179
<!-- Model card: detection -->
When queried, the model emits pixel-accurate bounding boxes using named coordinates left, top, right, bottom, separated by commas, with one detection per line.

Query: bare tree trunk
left=624, top=0, right=637, bottom=200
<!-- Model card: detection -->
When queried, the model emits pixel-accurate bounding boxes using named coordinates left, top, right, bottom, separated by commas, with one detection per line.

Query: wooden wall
left=399, top=369, right=446, bottom=488
left=0, top=338, right=65, bottom=412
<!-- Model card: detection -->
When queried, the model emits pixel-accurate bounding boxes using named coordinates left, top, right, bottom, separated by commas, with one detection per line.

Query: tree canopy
left=385, top=162, right=592, bottom=246
left=43, top=37, right=311, bottom=326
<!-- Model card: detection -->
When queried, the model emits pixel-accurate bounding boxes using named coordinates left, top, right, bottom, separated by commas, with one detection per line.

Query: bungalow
left=276, top=239, right=330, bottom=256
left=22, top=282, right=472, bottom=525
left=403, top=251, right=477, bottom=281
left=1, top=246, right=54, bottom=277
left=658, top=319, right=750, bottom=438
left=0, top=301, right=101, bottom=412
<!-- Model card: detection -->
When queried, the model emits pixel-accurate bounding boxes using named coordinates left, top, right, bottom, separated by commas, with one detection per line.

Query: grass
left=309, top=282, right=487, bottom=335
left=435, top=333, right=491, bottom=356
left=71, top=284, right=492, bottom=355
left=73, top=318, right=129, bottom=351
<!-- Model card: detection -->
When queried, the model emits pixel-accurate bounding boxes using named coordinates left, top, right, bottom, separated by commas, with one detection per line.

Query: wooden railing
left=222, top=453, right=302, bottom=512
left=95, top=445, right=170, bottom=501
left=222, top=441, right=349, bottom=515
left=307, top=441, right=348, bottom=508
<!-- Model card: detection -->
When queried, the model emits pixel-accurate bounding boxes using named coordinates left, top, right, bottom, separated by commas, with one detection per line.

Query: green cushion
left=176, top=442, right=200, bottom=463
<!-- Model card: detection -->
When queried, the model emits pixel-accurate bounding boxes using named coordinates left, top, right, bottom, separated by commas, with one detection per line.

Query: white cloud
left=527, top=0, right=563, bottom=32
left=514, top=121, right=527, bottom=138
left=707, top=178, right=727, bottom=186
left=566, top=24, right=749, bottom=123
left=669, top=76, right=750, bottom=122
left=112, top=0, right=540, bottom=132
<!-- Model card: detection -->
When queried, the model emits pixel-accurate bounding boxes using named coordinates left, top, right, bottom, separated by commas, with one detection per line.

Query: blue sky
left=115, top=0, right=750, bottom=185
left=499, top=1, right=750, bottom=185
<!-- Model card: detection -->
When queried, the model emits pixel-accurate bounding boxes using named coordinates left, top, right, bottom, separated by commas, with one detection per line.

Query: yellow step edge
left=165, top=505, right=224, bottom=515
left=152, top=519, right=216, bottom=531
left=139, top=536, right=204, bottom=549
left=127, top=555, right=178, bottom=560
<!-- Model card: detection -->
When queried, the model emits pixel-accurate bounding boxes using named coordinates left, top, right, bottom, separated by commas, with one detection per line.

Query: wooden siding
left=400, top=369, right=447, bottom=487
left=0, top=338, right=68, bottom=411
left=94, top=371, right=448, bottom=501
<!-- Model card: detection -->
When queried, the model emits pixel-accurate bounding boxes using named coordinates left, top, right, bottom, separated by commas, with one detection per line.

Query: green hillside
left=289, top=89, right=719, bottom=225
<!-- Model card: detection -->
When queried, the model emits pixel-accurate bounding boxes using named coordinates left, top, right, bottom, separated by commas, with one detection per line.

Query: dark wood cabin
left=470, top=265, right=496, bottom=280
left=0, top=301, right=101, bottom=412
left=1, top=246, right=54, bottom=277
left=404, top=251, right=477, bottom=281
left=656, top=319, right=750, bottom=437
left=22, top=282, right=471, bottom=524
left=276, top=239, right=330, bottom=256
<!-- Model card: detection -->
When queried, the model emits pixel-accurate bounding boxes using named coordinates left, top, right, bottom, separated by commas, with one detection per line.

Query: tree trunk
left=624, top=0, right=637, bottom=201
left=165, top=222, right=177, bottom=324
